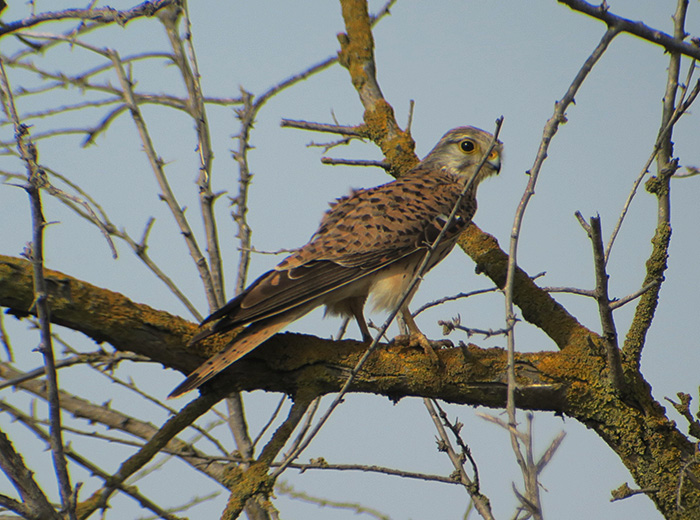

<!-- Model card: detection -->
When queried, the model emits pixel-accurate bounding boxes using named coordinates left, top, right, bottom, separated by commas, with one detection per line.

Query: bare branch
left=284, top=459, right=460, bottom=485
left=587, top=216, right=625, bottom=394
left=666, top=393, right=700, bottom=441
left=0, top=57, right=76, bottom=520
left=80, top=390, right=224, bottom=518
left=320, top=157, right=390, bottom=170
left=0, top=401, right=186, bottom=520
left=161, top=4, right=225, bottom=309
left=558, top=0, right=700, bottom=60
left=424, top=399, right=495, bottom=520
left=412, top=287, right=499, bottom=317
left=108, top=47, right=219, bottom=310
left=0, top=0, right=177, bottom=37
left=621, top=0, right=690, bottom=370
left=0, top=430, right=59, bottom=520
left=500, top=25, right=620, bottom=520
left=609, top=281, right=660, bottom=311
left=280, top=118, right=364, bottom=136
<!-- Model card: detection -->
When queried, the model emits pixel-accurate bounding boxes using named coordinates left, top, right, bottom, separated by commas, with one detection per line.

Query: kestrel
left=169, top=126, right=502, bottom=398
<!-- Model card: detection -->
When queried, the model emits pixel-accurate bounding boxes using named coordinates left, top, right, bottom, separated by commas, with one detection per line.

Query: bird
left=169, top=126, right=502, bottom=398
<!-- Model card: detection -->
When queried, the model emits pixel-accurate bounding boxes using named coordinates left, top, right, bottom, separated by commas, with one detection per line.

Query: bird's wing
left=191, top=172, right=468, bottom=344
left=190, top=249, right=417, bottom=344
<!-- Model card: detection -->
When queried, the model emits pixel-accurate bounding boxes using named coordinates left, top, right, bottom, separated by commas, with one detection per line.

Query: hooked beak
left=487, top=148, right=501, bottom=174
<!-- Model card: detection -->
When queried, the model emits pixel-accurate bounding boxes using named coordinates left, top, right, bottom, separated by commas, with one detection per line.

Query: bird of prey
left=169, top=126, right=502, bottom=398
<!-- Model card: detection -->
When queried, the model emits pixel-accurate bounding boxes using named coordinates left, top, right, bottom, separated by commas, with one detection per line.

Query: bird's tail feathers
left=169, top=312, right=297, bottom=399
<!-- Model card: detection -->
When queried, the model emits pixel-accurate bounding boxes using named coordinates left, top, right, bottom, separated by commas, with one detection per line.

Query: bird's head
left=420, top=126, right=503, bottom=186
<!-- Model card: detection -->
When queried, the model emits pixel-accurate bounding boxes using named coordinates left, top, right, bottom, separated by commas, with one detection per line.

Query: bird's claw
left=390, top=333, right=451, bottom=364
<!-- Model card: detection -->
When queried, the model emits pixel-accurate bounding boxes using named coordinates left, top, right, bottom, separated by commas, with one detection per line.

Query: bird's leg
left=348, top=297, right=373, bottom=342
left=391, top=305, right=449, bottom=364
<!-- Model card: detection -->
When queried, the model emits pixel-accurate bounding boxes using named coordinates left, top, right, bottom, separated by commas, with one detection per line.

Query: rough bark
left=2, top=235, right=698, bottom=518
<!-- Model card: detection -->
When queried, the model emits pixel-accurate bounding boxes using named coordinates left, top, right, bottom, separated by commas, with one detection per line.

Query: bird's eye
left=460, top=139, right=476, bottom=153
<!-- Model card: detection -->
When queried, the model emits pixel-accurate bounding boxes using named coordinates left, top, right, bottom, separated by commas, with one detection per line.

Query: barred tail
left=168, top=313, right=296, bottom=398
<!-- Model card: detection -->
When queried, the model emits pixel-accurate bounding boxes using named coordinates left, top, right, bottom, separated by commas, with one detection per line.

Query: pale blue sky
left=1, top=1, right=699, bottom=519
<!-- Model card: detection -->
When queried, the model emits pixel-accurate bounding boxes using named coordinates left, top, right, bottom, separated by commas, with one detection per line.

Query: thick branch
left=0, top=254, right=200, bottom=373
left=2, top=253, right=700, bottom=517
left=458, top=224, right=587, bottom=349
left=0, top=254, right=563, bottom=410
left=337, top=0, right=417, bottom=177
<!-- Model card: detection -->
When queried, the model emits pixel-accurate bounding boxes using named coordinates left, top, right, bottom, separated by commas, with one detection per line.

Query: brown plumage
left=169, top=126, right=502, bottom=398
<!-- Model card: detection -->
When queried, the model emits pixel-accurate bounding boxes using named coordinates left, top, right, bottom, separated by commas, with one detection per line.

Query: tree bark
left=1, top=230, right=698, bottom=519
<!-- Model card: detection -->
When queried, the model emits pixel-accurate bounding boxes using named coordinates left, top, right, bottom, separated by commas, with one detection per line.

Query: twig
left=0, top=361, right=229, bottom=485
left=0, top=430, right=59, bottom=519
left=320, top=157, right=390, bottom=170
left=587, top=216, right=625, bottom=394
left=406, top=99, right=415, bottom=134
left=0, top=312, right=11, bottom=361
left=161, top=3, right=225, bottom=309
left=283, top=460, right=460, bottom=485
left=0, top=57, right=76, bottom=520
left=438, top=318, right=509, bottom=339
left=432, top=401, right=482, bottom=490
left=666, top=393, right=700, bottom=441
left=37, top=168, right=203, bottom=319
left=424, top=399, right=495, bottom=520
left=604, top=67, right=700, bottom=263
left=558, top=0, right=700, bottom=60
left=231, top=90, right=255, bottom=295
left=0, top=0, right=177, bottom=37
left=502, top=25, right=620, bottom=520
left=541, top=286, right=595, bottom=298
left=280, top=119, right=364, bottom=136
left=276, top=480, right=391, bottom=520
left=81, top=390, right=224, bottom=518
left=412, top=287, right=499, bottom=317
left=609, top=281, right=659, bottom=310
left=621, top=0, right=690, bottom=370
left=0, top=354, right=99, bottom=390
left=109, top=47, right=220, bottom=310
left=0, top=401, right=185, bottom=520
left=226, top=395, right=255, bottom=464
left=610, top=482, right=659, bottom=502
left=252, top=395, right=289, bottom=449
left=222, top=397, right=313, bottom=518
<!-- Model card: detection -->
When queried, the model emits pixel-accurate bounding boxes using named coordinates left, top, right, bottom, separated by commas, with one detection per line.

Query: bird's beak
left=487, top=148, right=501, bottom=174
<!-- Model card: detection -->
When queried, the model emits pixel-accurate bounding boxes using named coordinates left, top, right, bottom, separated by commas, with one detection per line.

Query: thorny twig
left=0, top=57, right=76, bottom=519
left=0, top=1, right=178, bottom=37
left=502, top=25, right=620, bottom=519
left=0, top=401, right=185, bottom=520
left=424, top=399, right=494, bottom=520
left=439, top=317, right=509, bottom=339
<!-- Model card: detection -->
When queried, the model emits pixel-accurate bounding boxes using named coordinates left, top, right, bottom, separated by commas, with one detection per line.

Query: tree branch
left=0, top=0, right=177, bottom=37
left=588, top=216, right=625, bottom=395
left=0, top=57, right=76, bottom=520
left=558, top=0, right=700, bottom=60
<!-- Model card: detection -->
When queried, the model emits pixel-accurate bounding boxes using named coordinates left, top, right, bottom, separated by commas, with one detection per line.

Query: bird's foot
left=390, top=332, right=451, bottom=364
